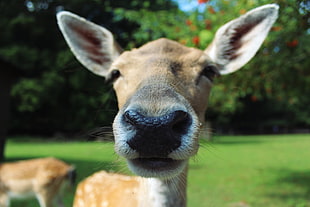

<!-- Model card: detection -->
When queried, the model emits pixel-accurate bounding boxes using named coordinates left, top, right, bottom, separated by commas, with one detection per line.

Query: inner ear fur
left=57, top=11, right=122, bottom=77
left=205, top=4, right=279, bottom=75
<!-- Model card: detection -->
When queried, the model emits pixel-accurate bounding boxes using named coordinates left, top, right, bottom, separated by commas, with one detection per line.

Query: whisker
left=87, top=126, right=114, bottom=142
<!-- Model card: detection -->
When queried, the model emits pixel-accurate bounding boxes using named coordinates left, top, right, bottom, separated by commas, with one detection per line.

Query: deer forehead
left=110, top=38, right=213, bottom=108
left=111, top=38, right=209, bottom=73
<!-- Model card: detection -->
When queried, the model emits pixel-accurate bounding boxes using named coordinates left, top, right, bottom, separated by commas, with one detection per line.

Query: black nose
left=123, top=110, right=192, bottom=157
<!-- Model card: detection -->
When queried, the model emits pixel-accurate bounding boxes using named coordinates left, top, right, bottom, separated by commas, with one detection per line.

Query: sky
left=172, top=0, right=213, bottom=12
left=172, top=0, right=199, bottom=11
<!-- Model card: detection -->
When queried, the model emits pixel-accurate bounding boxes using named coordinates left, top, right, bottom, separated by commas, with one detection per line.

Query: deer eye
left=106, top=69, right=121, bottom=84
left=200, top=65, right=219, bottom=82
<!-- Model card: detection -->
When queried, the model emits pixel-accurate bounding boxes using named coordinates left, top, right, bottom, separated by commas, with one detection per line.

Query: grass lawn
left=4, top=134, right=310, bottom=207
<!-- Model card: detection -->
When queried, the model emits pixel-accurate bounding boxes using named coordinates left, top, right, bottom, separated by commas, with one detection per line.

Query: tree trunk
left=0, top=60, right=16, bottom=162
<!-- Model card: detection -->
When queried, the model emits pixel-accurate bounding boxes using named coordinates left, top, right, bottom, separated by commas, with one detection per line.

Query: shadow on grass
left=265, top=169, right=310, bottom=205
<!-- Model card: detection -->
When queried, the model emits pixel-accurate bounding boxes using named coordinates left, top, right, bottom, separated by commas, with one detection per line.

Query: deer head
left=57, top=4, right=278, bottom=180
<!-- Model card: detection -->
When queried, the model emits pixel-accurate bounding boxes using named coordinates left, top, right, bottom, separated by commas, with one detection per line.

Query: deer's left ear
left=205, top=4, right=279, bottom=75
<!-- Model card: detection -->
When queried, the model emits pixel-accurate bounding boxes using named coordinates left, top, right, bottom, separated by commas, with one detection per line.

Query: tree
left=1, top=0, right=309, bottom=139
left=0, top=0, right=179, bottom=136
left=205, top=0, right=310, bottom=131
left=121, top=0, right=309, bottom=132
left=153, top=0, right=309, bottom=132
left=0, top=58, right=20, bottom=161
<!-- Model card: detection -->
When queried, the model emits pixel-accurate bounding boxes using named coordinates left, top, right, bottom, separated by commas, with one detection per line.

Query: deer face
left=57, top=4, right=278, bottom=179
left=110, top=39, right=216, bottom=178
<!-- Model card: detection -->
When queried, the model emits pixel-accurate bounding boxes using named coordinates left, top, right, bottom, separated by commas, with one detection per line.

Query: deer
left=57, top=4, right=279, bottom=207
left=0, top=157, right=76, bottom=207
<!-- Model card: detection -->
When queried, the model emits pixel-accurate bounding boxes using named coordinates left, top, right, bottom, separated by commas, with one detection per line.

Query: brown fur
left=0, top=157, right=75, bottom=207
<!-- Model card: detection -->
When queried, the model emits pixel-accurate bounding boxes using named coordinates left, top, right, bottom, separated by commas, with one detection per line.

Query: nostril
left=171, top=110, right=192, bottom=135
left=123, top=110, right=191, bottom=131
left=124, top=110, right=159, bottom=127
left=124, top=110, right=141, bottom=126
left=123, top=110, right=191, bottom=129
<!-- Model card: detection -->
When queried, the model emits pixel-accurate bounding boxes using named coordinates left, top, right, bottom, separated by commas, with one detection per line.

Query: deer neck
left=138, top=164, right=188, bottom=207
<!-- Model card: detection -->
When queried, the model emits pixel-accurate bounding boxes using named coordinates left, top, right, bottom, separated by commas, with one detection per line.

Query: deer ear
left=57, top=11, right=122, bottom=77
left=205, top=4, right=279, bottom=75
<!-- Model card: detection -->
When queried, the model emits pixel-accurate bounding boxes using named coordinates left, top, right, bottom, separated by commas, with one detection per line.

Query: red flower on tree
left=271, top=26, right=283, bottom=31
left=251, top=95, right=258, bottom=102
left=205, top=19, right=212, bottom=30
left=286, top=39, right=298, bottom=48
left=186, top=19, right=192, bottom=26
left=192, top=36, right=200, bottom=46
left=198, top=0, right=209, bottom=4
left=208, top=6, right=216, bottom=14
left=239, top=9, right=247, bottom=14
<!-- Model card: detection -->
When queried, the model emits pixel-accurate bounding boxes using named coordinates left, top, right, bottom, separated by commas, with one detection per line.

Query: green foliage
left=113, top=8, right=186, bottom=48
left=1, top=0, right=309, bottom=135
left=220, top=0, right=310, bottom=128
left=112, top=0, right=310, bottom=129
left=1, top=0, right=178, bottom=135
left=173, top=0, right=309, bottom=129
left=11, top=78, right=45, bottom=112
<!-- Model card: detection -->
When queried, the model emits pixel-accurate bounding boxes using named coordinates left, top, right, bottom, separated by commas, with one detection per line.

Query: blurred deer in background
left=0, top=157, right=76, bottom=207
left=57, top=4, right=278, bottom=207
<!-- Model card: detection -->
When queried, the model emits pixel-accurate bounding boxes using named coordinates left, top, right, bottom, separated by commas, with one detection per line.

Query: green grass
left=189, top=134, right=310, bottom=207
left=5, top=134, right=310, bottom=207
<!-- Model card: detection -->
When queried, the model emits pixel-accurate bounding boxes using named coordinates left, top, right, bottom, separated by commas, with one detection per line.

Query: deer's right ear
left=205, top=4, right=279, bottom=75
left=57, top=11, right=122, bottom=77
